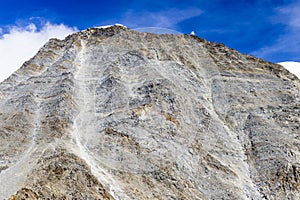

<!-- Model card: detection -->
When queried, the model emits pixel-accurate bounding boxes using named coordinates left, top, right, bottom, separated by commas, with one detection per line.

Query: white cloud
left=278, top=61, right=300, bottom=79
left=276, top=2, right=300, bottom=29
left=252, top=2, right=300, bottom=62
left=0, top=22, right=78, bottom=82
left=121, top=8, right=202, bottom=29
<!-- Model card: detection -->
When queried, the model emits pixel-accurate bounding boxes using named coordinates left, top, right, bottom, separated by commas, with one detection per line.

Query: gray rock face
left=0, top=25, right=299, bottom=199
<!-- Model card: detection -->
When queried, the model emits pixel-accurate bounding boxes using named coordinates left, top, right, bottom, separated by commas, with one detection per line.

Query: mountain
left=0, top=25, right=299, bottom=199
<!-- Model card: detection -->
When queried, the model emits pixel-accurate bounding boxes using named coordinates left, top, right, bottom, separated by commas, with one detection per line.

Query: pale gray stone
left=0, top=25, right=299, bottom=200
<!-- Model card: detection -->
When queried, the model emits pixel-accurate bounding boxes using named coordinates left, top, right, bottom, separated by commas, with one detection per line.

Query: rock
left=0, top=25, right=299, bottom=199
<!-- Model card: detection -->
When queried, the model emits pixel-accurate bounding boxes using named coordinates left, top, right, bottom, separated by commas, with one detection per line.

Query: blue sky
left=0, top=0, right=300, bottom=81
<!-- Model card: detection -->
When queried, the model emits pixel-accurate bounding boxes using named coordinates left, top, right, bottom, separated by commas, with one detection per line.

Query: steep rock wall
left=0, top=25, right=299, bottom=199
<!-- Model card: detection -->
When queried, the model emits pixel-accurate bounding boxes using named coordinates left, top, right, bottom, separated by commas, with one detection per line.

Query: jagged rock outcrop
left=0, top=25, right=299, bottom=199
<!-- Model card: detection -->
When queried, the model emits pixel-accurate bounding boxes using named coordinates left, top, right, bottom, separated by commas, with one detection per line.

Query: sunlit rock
left=0, top=25, right=299, bottom=200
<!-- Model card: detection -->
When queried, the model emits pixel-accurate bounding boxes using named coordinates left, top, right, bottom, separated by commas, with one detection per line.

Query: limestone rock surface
left=0, top=25, right=299, bottom=199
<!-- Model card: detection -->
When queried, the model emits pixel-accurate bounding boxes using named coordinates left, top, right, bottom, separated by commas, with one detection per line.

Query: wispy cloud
left=0, top=22, right=78, bottom=82
left=120, top=7, right=202, bottom=29
left=252, top=1, right=300, bottom=62
left=276, top=2, right=300, bottom=29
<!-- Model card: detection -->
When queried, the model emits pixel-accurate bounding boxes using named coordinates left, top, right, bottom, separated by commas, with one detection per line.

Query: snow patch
left=96, top=24, right=127, bottom=29
left=278, top=61, right=300, bottom=79
left=96, top=25, right=114, bottom=29
left=115, top=24, right=127, bottom=28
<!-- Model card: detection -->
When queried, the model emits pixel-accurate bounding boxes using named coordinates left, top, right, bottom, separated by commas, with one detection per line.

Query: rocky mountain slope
left=0, top=25, right=299, bottom=199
